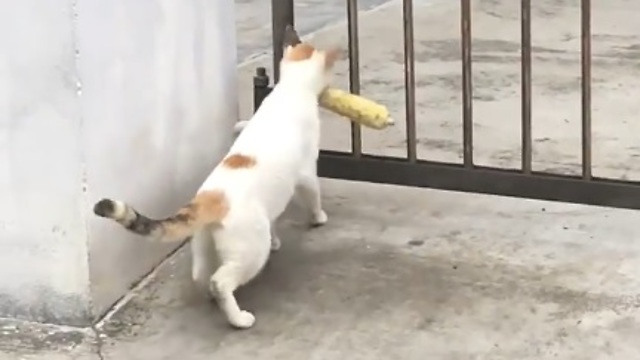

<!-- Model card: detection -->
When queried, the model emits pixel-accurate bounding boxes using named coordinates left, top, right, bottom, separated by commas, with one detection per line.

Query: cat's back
left=232, top=86, right=318, bottom=153
left=198, top=88, right=315, bottom=193
left=259, top=84, right=319, bottom=122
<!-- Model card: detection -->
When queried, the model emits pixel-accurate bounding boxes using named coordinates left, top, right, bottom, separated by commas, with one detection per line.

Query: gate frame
left=253, top=0, right=640, bottom=211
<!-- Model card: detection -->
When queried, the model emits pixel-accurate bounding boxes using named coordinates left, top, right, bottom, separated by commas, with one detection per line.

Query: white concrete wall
left=0, top=0, right=238, bottom=325
left=0, top=0, right=91, bottom=326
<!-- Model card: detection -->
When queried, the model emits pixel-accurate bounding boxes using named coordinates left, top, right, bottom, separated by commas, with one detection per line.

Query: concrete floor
left=7, top=179, right=640, bottom=359
left=100, top=179, right=640, bottom=360
left=4, top=0, right=640, bottom=358
left=234, top=0, right=389, bottom=61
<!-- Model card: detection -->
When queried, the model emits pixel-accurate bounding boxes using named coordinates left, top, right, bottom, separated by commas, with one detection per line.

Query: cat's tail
left=93, top=191, right=228, bottom=242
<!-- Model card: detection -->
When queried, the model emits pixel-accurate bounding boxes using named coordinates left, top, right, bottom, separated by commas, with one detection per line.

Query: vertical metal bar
left=581, top=0, right=592, bottom=180
left=271, top=0, right=295, bottom=83
left=347, top=0, right=362, bottom=158
left=403, top=0, right=417, bottom=163
left=253, top=67, right=271, bottom=112
left=521, top=0, right=532, bottom=173
left=460, top=0, right=473, bottom=168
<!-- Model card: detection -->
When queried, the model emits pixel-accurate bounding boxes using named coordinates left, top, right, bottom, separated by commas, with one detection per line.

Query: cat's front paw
left=270, top=235, right=281, bottom=251
left=229, top=310, right=256, bottom=329
left=311, top=210, right=328, bottom=227
left=233, top=120, right=249, bottom=134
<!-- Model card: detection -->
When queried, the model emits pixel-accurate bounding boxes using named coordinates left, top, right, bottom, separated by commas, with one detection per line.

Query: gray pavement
left=125, top=177, right=640, bottom=359
left=235, top=0, right=390, bottom=62
left=105, top=178, right=640, bottom=360
left=4, top=0, right=640, bottom=359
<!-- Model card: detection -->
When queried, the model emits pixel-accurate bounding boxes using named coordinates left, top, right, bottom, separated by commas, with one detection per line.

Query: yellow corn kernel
left=319, top=87, right=394, bottom=130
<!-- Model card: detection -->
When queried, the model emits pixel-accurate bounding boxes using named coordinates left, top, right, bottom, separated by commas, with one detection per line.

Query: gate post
left=271, top=0, right=295, bottom=83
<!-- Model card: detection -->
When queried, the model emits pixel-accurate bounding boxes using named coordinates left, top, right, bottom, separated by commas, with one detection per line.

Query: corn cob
left=319, top=87, right=394, bottom=130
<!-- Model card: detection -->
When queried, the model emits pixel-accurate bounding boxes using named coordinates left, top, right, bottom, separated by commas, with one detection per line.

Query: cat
left=92, top=26, right=340, bottom=329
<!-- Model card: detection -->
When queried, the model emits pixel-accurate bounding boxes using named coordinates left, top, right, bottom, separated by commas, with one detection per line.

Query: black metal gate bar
left=403, top=0, right=418, bottom=162
left=581, top=0, right=592, bottom=180
left=460, top=0, right=474, bottom=167
left=347, top=0, right=363, bottom=158
left=257, top=0, right=640, bottom=211
left=521, top=0, right=533, bottom=174
left=271, top=0, right=295, bottom=82
left=317, top=152, right=640, bottom=210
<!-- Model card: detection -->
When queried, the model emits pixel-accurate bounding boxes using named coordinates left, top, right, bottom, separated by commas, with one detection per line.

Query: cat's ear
left=282, top=24, right=302, bottom=48
left=324, top=47, right=343, bottom=70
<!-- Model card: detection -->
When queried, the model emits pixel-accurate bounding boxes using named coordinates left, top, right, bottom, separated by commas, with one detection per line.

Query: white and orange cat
left=93, top=27, right=339, bottom=329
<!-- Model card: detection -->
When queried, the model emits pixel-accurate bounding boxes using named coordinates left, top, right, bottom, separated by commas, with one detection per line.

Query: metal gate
left=253, top=0, right=640, bottom=210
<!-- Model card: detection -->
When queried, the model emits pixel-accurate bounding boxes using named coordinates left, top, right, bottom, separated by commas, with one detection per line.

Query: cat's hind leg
left=209, top=263, right=256, bottom=328
left=191, top=229, right=216, bottom=298
left=210, top=219, right=271, bottom=329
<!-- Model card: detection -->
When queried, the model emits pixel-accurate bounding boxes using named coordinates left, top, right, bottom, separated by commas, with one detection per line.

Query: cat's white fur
left=233, top=120, right=249, bottom=134
left=93, top=40, right=338, bottom=329
left=190, top=45, right=334, bottom=328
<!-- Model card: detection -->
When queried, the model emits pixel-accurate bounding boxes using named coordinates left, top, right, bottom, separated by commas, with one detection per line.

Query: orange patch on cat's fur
left=184, top=191, right=229, bottom=222
left=222, top=154, right=257, bottom=169
left=284, top=43, right=316, bottom=62
left=163, top=190, right=229, bottom=237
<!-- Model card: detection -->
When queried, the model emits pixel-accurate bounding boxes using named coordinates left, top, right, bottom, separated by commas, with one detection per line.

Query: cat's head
left=278, top=25, right=341, bottom=94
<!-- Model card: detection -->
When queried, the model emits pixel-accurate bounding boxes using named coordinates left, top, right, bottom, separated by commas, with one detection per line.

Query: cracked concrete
left=4, top=0, right=640, bottom=358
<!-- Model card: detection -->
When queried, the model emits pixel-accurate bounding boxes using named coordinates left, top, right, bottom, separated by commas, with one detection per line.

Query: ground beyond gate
left=253, top=0, right=640, bottom=210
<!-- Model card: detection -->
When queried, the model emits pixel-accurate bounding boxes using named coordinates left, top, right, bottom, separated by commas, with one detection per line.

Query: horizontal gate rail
left=256, top=0, right=640, bottom=210
left=317, top=152, right=640, bottom=210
